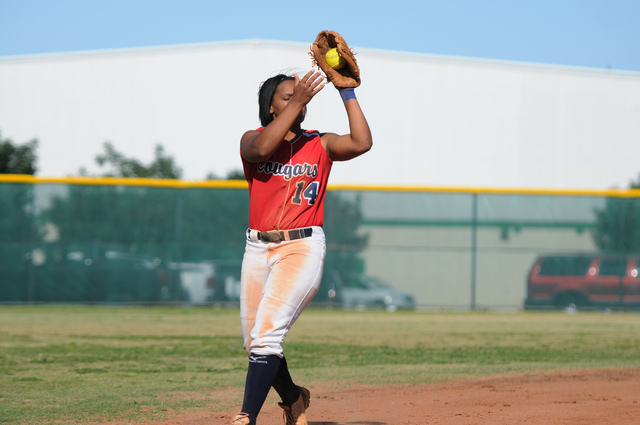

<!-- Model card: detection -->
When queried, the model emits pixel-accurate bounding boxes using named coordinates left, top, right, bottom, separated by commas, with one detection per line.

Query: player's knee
left=249, top=340, right=283, bottom=358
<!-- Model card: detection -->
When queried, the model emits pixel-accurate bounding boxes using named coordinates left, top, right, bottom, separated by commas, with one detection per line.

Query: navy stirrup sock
left=271, top=356, right=300, bottom=406
left=240, top=354, right=282, bottom=423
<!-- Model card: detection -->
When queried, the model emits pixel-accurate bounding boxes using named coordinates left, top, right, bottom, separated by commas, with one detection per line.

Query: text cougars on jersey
left=257, top=161, right=318, bottom=181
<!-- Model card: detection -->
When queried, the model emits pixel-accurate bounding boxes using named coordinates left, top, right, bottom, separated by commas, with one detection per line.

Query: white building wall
left=1, top=39, right=639, bottom=189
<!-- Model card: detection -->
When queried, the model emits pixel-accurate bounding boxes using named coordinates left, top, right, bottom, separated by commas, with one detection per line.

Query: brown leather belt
left=256, top=227, right=313, bottom=243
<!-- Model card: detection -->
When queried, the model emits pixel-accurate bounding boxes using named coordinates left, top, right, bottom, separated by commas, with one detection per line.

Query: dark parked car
left=524, top=253, right=640, bottom=310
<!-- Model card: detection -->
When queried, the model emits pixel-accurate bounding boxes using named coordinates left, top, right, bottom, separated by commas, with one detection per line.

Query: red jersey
left=242, top=129, right=333, bottom=231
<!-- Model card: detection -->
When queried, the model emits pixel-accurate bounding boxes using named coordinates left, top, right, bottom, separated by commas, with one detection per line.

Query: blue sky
left=1, top=0, right=639, bottom=72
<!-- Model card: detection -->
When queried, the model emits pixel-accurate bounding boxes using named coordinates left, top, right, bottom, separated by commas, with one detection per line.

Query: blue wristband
left=339, top=88, right=356, bottom=103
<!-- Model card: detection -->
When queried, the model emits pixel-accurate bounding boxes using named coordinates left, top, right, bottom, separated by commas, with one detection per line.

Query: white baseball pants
left=240, top=226, right=326, bottom=357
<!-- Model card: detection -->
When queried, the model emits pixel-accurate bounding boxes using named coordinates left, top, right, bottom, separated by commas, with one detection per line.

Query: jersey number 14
left=292, top=181, right=319, bottom=205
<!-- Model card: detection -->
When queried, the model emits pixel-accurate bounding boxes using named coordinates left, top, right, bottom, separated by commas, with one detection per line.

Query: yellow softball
left=325, top=48, right=346, bottom=70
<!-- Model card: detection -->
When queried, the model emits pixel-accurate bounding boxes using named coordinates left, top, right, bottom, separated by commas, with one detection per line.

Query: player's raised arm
left=311, top=30, right=372, bottom=162
left=241, top=71, right=324, bottom=163
left=322, top=90, right=372, bottom=161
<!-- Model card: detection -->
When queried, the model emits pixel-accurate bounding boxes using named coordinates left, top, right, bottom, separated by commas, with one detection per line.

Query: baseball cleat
left=231, top=412, right=251, bottom=425
left=279, top=386, right=310, bottom=425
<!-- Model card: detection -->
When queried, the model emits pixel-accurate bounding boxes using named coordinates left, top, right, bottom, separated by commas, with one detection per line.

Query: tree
left=592, top=175, right=640, bottom=253
left=205, top=169, right=245, bottom=180
left=0, top=131, right=38, bottom=175
left=92, top=141, right=182, bottom=179
left=225, top=169, right=245, bottom=180
left=45, top=141, right=250, bottom=261
left=323, top=191, right=369, bottom=276
left=0, top=132, right=39, bottom=300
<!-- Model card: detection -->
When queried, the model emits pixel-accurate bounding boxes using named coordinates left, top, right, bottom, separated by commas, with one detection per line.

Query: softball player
left=231, top=69, right=372, bottom=425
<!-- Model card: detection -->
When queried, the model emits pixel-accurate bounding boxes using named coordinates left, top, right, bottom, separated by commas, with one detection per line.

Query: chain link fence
left=2, top=176, right=639, bottom=310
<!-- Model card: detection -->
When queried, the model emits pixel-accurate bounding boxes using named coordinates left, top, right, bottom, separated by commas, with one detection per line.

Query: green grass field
left=1, top=306, right=639, bottom=424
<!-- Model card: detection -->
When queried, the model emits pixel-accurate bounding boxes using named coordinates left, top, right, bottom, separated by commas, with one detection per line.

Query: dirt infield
left=145, top=368, right=640, bottom=425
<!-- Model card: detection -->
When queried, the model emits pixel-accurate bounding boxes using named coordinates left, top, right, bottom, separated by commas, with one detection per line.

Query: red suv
left=524, top=254, right=640, bottom=310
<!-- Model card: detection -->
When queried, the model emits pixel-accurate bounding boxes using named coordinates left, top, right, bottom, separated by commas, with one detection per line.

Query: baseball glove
left=310, top=30, right=361, bottom=88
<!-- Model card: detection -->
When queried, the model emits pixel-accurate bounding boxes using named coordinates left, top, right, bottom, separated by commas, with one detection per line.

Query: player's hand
left=293, top=70, right=325, bottom=105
